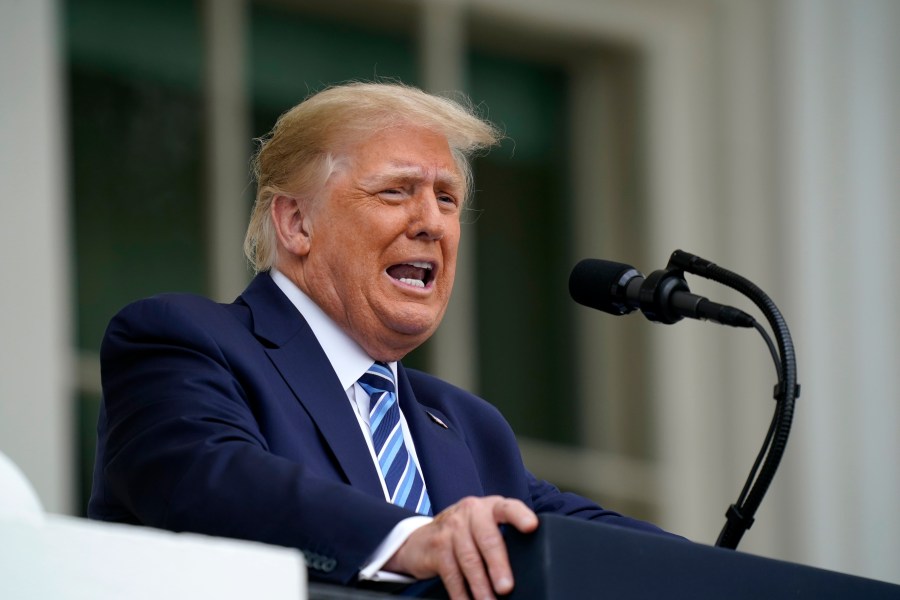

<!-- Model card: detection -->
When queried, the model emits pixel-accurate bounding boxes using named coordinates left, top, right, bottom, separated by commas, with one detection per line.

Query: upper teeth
left=406, top=261, right=432, bottom=270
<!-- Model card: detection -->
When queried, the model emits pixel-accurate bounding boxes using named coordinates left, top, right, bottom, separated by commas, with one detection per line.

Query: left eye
left=438, top=194, right=457, bottom=205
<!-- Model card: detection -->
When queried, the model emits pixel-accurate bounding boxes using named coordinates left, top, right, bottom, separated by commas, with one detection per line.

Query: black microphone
left=569, top=259, right=755, bottom=328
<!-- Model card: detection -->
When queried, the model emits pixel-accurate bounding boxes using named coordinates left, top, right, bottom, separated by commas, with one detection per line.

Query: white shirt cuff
left=358, top=516, right=433, bottom=583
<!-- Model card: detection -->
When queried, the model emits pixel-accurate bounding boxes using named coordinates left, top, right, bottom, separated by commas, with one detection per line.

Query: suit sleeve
left=92, top=297, right=410, bottom=585
left=527, top=473, right=680, bottom=537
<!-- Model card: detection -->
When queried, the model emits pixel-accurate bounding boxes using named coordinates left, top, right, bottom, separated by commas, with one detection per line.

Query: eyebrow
left=359, top=164, right=464, bottom=191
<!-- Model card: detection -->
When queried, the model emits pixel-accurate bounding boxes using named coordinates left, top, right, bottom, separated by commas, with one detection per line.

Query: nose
left=409, top=190, right=446, bottom=241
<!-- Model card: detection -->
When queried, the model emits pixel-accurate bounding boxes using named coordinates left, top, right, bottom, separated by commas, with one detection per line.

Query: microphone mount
left=638, top=266, right=692, bottom=325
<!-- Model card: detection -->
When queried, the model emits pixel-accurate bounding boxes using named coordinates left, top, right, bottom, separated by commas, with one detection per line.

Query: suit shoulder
left=118, top=292, right=221, bottom=314
left=104, top=293, right=250, bottom=346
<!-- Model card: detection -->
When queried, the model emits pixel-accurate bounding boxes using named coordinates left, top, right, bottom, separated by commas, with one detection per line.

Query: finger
left=469, top=500, right=516, bottom=595
left=451, top=511, right=496, bottom=600
left=438, top=554, right=471, bottom=600
left=493, top=497, right=539, bottom=533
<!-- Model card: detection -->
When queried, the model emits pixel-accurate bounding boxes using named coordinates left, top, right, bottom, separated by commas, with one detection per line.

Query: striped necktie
left=358, top=362, right=432, bottom=516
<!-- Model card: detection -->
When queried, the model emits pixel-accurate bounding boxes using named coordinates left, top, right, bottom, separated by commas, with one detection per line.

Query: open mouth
left=386, top=261, right=435, bottom=288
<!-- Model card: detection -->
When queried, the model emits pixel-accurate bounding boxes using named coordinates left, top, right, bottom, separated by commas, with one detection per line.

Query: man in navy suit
left=89, top=82, right=674, bottom=599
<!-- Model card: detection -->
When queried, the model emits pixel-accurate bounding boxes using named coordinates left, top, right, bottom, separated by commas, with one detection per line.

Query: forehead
left=340, top=125, right=463, bottom=187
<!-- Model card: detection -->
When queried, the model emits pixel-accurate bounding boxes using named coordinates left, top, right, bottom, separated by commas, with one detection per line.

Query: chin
left=385, top=308, right=442, bottom=339
left=389, top=317, right=438, bottom=339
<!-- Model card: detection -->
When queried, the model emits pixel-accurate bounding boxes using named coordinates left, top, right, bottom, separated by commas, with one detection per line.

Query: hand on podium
left=385, top=496, right=539, bottom=600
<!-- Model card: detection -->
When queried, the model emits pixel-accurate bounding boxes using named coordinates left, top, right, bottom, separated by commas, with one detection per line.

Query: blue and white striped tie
left=358, top=362, right=432, bottom=516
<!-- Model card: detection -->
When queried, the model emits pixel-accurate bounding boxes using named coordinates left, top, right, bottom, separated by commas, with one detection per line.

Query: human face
left=295, top=125, right=464, bottom=361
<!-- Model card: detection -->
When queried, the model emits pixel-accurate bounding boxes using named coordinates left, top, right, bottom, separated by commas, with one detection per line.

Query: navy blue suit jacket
left=89, top=273, right=672, bottom=585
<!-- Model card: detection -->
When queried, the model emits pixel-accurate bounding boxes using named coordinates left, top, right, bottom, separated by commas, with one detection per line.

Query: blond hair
left=243, top=81, right=501, bottom=273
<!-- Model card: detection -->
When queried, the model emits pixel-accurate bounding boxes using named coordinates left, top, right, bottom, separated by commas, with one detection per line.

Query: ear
left=271, top=194, right=313, bottom=258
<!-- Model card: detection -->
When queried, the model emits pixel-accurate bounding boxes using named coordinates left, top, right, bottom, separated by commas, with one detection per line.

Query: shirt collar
left=269, top=269, right=396, bottom=391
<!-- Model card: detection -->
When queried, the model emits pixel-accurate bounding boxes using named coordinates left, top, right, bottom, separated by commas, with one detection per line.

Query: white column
left=203, top=0, right=251, bottom=301
left=419, top=0, right=476, bottom=390
left=0, top=0, right=74, bottom=514
left=778, top=0, right=900, bottom=584
left=844, top=2, right=900, bottom=583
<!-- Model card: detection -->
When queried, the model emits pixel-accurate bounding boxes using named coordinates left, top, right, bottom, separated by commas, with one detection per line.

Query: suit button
left=302, top=549, right=338, bottom=573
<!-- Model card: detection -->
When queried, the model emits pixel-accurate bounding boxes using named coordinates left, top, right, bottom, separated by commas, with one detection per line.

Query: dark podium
left=500, top=514, right=900, bottom=599
left=308, top=513, right=900, bottom=599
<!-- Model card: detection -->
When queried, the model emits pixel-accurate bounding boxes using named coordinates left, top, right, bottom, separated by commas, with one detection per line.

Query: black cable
left=736, top=410, right=777, bottom=508
left=755, top=320, right=783, bottom=381
left=733, top=322, right=782, bottom=507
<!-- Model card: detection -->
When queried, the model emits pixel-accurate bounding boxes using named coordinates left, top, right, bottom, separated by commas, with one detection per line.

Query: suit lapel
left=396, top=365, right=484, bottom=512
left=238, top=274, right=384, bottom=499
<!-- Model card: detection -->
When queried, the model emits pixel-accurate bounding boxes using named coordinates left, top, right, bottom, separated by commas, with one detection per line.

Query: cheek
left=323, top=231, right=372, bottom=273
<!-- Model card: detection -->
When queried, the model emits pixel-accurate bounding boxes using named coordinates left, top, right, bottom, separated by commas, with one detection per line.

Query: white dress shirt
left=270, top=269, right=431, bottom=581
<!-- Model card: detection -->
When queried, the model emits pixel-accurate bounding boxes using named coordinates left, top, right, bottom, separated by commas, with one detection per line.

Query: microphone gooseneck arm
left=667, top=249, right=800, bottom=550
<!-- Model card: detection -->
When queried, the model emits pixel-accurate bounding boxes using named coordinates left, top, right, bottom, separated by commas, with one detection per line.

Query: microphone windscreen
left=569, top=259, right=641, bottom=315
